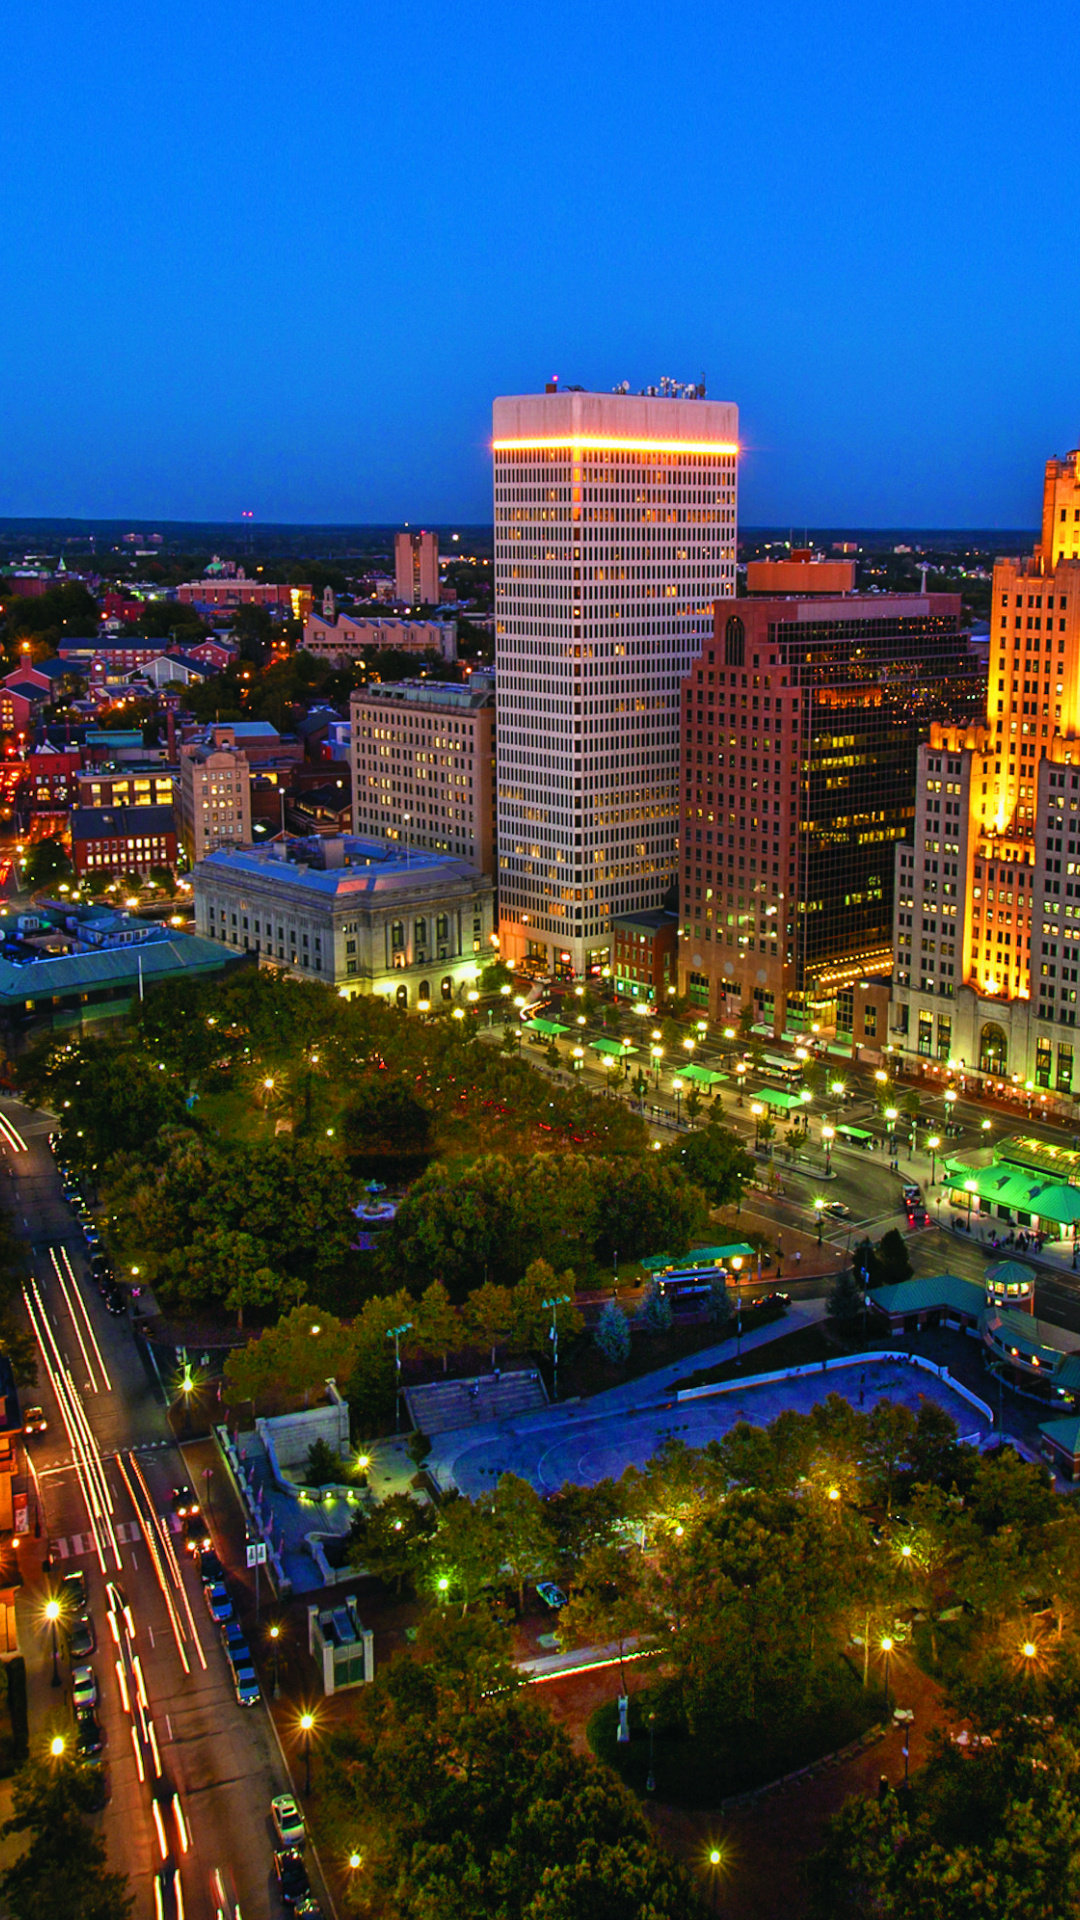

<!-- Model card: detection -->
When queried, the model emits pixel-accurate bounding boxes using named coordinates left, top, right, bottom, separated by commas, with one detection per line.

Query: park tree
left=222, top=1304, right=357, bottom=1412
left=428, top=1493, right=504, bottom=1612
left=594, top=1300, right=631, bottom=1366
left=466, top=1282, right=516, bottom=1368
left=340, top=1074, right=434, bottom=1166
left=546, top=1477, right=629, bottom=1578
left=829, top=1266, right=866, bottom=1326
left=0, top=1754, right=133, bottom=1920
left=592, top=1158, right=705, bottom=1261
left=347, top=1491, right=436, bottom=1595
left=305, top=1438, right=345, bottom=1487
left=636, top=1278, right=674, bottom=1335
left=657, top=1113, right=749, bottom=1198
left=409, top=1280, right=461, bottom=1373
left=558, top=1538, right=649, bottom=1689
left=20, top=837, right=73, bottom=891
left=492, top=1472, right=554, bottom=1610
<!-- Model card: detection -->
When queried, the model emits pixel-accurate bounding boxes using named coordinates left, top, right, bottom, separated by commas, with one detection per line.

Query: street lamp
left=571, top=1045, right=584, bottom=1076
left=830, top=1078, right=845, bottom=1117
left=386, top=1323, right=413, bottom=1433
left=542, top=1294, right=570, bottom=1403
left=822, top=1123, right=835, bottom=1175
left=672, top=1078, right=683, bottom=1124
left=880, top=1636, right=893, bottom=1712
left=268, top=1622, right=282, bottom=1699
left=928, top=1135, right=941, bottom=1187
left=49, top=1734, right=65, bottom=1759
left=945, top=1087, right=957, bottom=1136
left=646, top=1710, right=656, bottom=1794
left=299, top=1710, right=315, bottom=1795
left=735, top=1060, right=747, bottom=1105
left=651, top=1045, right=663, bottom=1088
left=814, top=1196, right=826, bottom=1244
left=706, top=1844, right=724, bottom=1913
left=730, top=1255, right=743, bottom=1363
left=751, top=1101, right=764, bottom=1148
left=44, top=1597, right=61, bottom=1688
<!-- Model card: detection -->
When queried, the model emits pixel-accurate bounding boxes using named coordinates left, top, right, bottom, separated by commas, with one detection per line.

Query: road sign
left=245, top=1541, right=267, bottom=1568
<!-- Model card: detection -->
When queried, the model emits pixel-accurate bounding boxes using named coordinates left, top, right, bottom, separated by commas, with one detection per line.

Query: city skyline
left=3, top=1, right=1078, bottom=526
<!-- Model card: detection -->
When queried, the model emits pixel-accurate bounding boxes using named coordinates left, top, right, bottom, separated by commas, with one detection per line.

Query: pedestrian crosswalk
left=52, top=1520, right=143, bottom=1559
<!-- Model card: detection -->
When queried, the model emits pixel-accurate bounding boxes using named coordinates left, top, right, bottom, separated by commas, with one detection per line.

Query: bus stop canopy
left=590, top=1036, right=638, bottom=1056
left=755, top=1087, right=804, bottom=1112
left=641, top=1241, right=756, bottom=1274
left=528, top=1017, right=570, bottom=1038
left=836, top=1124, right=874, bottom=1142
left=681, top=1063, right=728, bottom=1086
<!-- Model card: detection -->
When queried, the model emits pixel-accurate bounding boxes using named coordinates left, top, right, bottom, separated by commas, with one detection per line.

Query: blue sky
left=2, top=0, right=1076, bottom=527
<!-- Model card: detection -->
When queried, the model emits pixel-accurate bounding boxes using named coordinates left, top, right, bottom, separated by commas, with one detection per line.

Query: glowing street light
left=928, top=1135, right=942, bottom=1187
left=299, top=1710, right=316, bottom=1795
left=814, top=1195, right=826, bottom=1244
left=880, top=1634, right=894, bottom=1711
left=44, top=1597, right=62, bottom=1688
left=822, top=1123, right=835, bottom=1174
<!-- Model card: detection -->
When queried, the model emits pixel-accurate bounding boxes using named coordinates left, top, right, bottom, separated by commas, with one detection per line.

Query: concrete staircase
left=405, top=1369, right=548, bottom=1436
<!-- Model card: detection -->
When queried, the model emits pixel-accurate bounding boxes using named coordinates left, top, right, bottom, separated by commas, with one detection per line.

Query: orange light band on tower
left=492, top=436, right=739, bottom=456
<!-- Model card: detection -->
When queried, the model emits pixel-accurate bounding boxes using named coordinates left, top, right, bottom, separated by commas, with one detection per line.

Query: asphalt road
left=1, top=1098, right=330, bottom=1920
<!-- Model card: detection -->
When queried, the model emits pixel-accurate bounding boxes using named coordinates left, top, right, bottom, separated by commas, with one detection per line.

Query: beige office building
left=178, top=740, right=252, bottom=861
left=350, top=678, right=495, bottom=875
left=394, top=530, right=439, bottom=606
left=493, top=382, right=738, bottom=977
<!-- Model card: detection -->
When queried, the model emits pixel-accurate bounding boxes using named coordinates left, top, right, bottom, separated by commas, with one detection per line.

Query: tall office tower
left=890, top=446, right=1080, bottom=1094
left=494, top=383, right=738, bottom=979
left=395, top=529, right=440, bottom=606
left=678, top=591, right=978, bottom=1035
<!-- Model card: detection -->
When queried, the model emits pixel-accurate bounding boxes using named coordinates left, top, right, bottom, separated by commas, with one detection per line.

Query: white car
left=536, top=1581, right=567, bottom=1610
left=72, top=1666, right=98, bottom=1712
left=271, top=1793, right=306, bottom=1847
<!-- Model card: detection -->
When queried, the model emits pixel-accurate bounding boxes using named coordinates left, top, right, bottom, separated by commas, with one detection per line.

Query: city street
left=0, top=1097, right=331, bottom=1920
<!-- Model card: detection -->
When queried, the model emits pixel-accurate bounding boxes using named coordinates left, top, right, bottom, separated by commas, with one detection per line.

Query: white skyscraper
left=493, top=383, right=738, bottom=977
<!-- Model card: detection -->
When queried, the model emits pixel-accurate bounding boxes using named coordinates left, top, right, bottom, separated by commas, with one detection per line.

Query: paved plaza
left=431, top=1356, right=992, bottom=1500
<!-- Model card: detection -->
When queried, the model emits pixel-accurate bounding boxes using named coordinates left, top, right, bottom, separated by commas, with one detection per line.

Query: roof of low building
left=612, top=908, right=678, bottom=935
left=0, top=931, right=237, bottom=1006
left=1038, top=1415, right=1080, bottom=1454
left=868, top=1273, right=985, bottom=1318
left=71, top=806, right=175, bottom=840
left=194, top=835, right=491, bottom=901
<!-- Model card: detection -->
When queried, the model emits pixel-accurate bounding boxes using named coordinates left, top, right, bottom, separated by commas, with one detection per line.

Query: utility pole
left=387, top=1323, right=413, bottom=1432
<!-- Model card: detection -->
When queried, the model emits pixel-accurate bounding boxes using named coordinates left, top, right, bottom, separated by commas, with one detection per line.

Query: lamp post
left=735, top=1060, right=747, bottom=1106
left=571, top=1045, right=584, bottom=1077
left=386, top=1322, right=413, bottom=1434
left=945, top=1086, right=958, bottom=1137
left=651, top=1045, right=663, bottom=1089
left=543, top=1294, right=570, bottom=1403
left=881, top=1636, right=893, bottom=1714
left=751, top=1101, right=764, bottom=1149
left=731, top=1256, right=743, bottom=1364
left=269, top=1622, right=282, bottom=1699
left=672, top=1078, right=683, bottom=1125
left=928, top=1135, right=941, bottom=1188
left=707, top=1847, right=723, bottom=1915
left=822, top=1124, right=835, bottom=1175
left=300, top=1711, right=315, bottom=1795
left=814, top=1196, right=826, bottom=1245
left=646, top=1710, right=656, bottom=1794
left=830, top=1078, right=845, bottom=1118
left=885, top=1107, right=898, bottom=1164
left=45, top=1597, right=61, bottom=1688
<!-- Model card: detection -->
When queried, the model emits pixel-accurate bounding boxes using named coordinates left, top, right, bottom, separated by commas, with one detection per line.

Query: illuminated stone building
left=677, top=591, right=978, bottom=1032
left=890, top=447, right=1080, bottom=1096
left=494, top=382, right=738, bottom=978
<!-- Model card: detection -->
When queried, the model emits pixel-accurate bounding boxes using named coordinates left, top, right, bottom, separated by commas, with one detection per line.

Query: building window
left=391, top=921, right=404, bottom=949
left=1036, top=1037, right=1053, bottom=1088
left=936, top=1016, right=951, bottom=1060
left=688, top=971, right=709, bottom=1007
left=1058, top=1044, right=1074, bottom=1093
left=863, top=1005, right=878, bottom=1039
left=917, top=1011, right=933, bottom=1057
left=724, top=616, right=745, bottom=668
left=980, top=1022, right=1008, bottom=1076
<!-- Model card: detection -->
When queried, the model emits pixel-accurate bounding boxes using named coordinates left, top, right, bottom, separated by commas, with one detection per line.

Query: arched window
left=396, top=984, right=409, bottom=1010
left=724, top=615, right=745, bottom=667
left=441, top=976, right=454, bottom=1001
left=979, top=1023, right=1007, bottom=1075
left=419, top=980, right=431, bottom=1001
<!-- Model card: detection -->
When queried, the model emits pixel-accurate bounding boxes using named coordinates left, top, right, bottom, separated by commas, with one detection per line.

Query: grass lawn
left=588, top=1664, right=885, bottom=1807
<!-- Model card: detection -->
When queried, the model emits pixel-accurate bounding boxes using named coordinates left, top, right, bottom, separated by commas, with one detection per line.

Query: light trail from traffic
left=25, top=1276, right=121, bottom=1566
left=47, top=1246, right=103, bottom=1394
left=57, top=1245, right=112, bottom=1389
left=114, top=1452, right=191, bottom=1675
left=22, top=1282, right=114, bottom=1572
left=0, top=1110, right=28, bottom=1152
left=127, top=1452, right=208, bottom=1671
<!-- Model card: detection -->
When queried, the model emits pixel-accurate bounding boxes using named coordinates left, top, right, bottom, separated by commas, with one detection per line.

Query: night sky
left=3, top=0, right=1077, bottom=526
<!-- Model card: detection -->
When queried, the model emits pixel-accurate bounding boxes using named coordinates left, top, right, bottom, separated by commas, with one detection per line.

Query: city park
left=21, top=963, right=1080, bottom=1917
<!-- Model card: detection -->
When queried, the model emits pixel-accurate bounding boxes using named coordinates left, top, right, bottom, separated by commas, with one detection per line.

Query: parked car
left=535, top=1581, right=567, bottom=1610
left=233, top=1662, right=261, bottom=1706
left=76, top=1709, right=103, bottom=1756
left=824, top=1201, right=851, bottom=1220
left=60, top=1570, right=89, bottom=1615
left=22, top=1406, right=46, bottom=1434
left=70, top=1617, right=95, bottom=1659
left=183, top=1512, right=210, bottom=1554
left=71, top=1666, right=98, bottom=1712
left=271, top=1794, right=306, bottom=1848
left=273, top=1848, right=311, bottom=1906
left=171, top=1485, right=199, bottom=1519
left=222, top=1618, right=247, bottom=1656
left=203, top=1583, right=233, bottom=1625
left=759, top=1290, right=791, bottom=1310
left=102, top=1288, right=125, bottom=1316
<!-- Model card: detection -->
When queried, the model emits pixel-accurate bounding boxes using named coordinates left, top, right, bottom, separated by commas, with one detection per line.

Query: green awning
left=690, top=1242, right=756, bottom=1263
left=528, top=1017, right=570, bottom=1038
left=754, top=1087, right=803, bottom=1112
left=590, top=1036, right=638, bottom=1056
left=681, top=1063, right=728, bottom=1086
left=837, top=1124, right=874, bottom=1142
